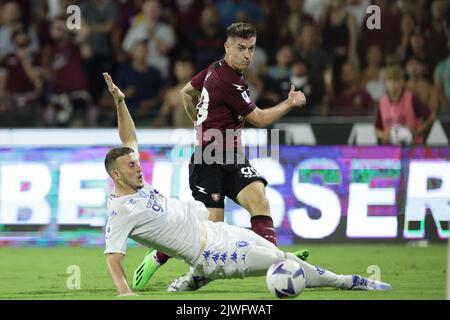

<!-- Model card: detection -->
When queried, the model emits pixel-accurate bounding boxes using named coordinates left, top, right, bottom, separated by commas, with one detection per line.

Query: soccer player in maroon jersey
left=132, top=22, right=308, bottom=291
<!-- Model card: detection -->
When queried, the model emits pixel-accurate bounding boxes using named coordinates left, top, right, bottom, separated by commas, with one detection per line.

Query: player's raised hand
left=287, top=84, right=306, bottom=107
left=103, top=72, right=125, bottom=102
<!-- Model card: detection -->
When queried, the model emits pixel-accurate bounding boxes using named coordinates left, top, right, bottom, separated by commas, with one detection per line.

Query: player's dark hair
left=104, top=147, right=135, bottom=176
left=226, top=22, right=257, bottom=40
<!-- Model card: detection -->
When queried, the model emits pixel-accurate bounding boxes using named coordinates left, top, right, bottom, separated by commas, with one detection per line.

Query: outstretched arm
left=245, top=85, right=306, bottom=128
left=103, top=72, right=138, bottom=153
left=106, top=253, right=136, bottom=296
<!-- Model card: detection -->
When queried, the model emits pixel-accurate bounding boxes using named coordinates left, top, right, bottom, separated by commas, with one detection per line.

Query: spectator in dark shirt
left=115, top=40, right=163, bottom=123
left=424, top=0, right=449, bottom=72
left=187, top=4, right=225, bottom=72
left=330, top=62, right=375, bottom=116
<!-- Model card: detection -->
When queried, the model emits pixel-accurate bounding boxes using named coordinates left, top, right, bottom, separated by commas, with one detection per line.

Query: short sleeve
left=191, top=68, right=209, bottom=90
left=219, top=82, right=256, bottom=117
left=104, top=216, right=132, bottom=255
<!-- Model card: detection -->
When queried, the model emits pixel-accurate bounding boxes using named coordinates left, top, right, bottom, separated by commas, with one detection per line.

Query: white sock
left=286, top=253, right=353, bottom=289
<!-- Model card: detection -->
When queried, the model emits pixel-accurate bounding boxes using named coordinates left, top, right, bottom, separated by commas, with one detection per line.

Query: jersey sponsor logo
left=240, top=166, right=260, bottom=179
left=241, top=90, right=252, bottom=104
left=236, top=240, right=249, bottom=248
left=195, top=185, right=207, bottom=195
left=232, top=83, right=245, bottom=91
left=211, top=193, right=221, bottom=202
left=145, top=191, right=164, bottom=212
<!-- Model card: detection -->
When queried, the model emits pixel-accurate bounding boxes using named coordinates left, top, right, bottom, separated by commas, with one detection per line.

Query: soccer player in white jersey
left=102, top=72, right=391, bottom=296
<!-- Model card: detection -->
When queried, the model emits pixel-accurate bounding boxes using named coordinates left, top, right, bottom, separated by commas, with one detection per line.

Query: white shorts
left=191, top=221, right=277, bottom=280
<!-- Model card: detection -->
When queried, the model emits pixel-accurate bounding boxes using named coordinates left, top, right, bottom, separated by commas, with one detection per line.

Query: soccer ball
left=390, top=125, right=413, bottom=145
left=266, top=259, right=306, bottom=299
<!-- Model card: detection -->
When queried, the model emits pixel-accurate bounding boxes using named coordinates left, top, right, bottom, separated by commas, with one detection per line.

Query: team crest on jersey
left=211, top=193, right=221, bottom=202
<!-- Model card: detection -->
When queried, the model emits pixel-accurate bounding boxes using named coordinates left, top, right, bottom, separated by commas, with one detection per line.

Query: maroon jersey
left=1, top=53, right=37, bottom=93
left=191, top=59, right=256, bottom=150
left=49, top=42, right=88, bottom=94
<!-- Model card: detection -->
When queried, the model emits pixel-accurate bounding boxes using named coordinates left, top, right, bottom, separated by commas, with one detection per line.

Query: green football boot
left=292, top=248, right=309, bottom=261
left=132, top=249, right=160, bottom=290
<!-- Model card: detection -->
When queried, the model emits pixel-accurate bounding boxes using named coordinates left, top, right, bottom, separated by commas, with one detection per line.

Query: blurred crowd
left=0, top=0, right=449, bottom=129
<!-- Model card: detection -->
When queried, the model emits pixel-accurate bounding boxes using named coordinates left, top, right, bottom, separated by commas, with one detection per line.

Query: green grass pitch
left=0, top=244, right=447, bottom=300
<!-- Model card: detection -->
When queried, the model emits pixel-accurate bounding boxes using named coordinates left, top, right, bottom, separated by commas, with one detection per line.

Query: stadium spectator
left=405, top=56, right=438, bottom=113
left=80, top=0, right=118, bottom=107
left=102, top=71, right=390, bottom=296
left=346, top=0, right=371, bottom=27
left=122, top=0, right=176, bottom=79
left=423, top=0, right=449, bottom=73
left=375, top=65, right=435, bottom=144
left=402, top=0, right=428, bottom=28
left=361, top=44, right=385, bottom=102
left=434, top=36, right=450, bottom=116
left=217, top=0, right=264, bottom=30
left=154, top=57, right=195, bottom=128
left=329, top=62, right=375, bottom=116
left=165, top=0, right=205, bottom=37
left=113, top=40, right=163, bottom=125
left=41, top=17, right=94, bottom=128
left=186, top=4, right=225, bottom=72
left=293, top=24, right=333, bottom=115
left=360, top=0, right=401, bottom=60
left=0, top=1, right=39, bottom=59
left=0, top=26, right=43, bottom=127
left=321, top=0, right=359, bottom=93
left=116, top=0, right=143, bottom=36
left=280, top=13, right=313, bottom=47
left=267, top=45, right=294, bottom=82
left=303, top=0, right=329, bottom=24
left=402, top=32, right=429, bottom=71
left=263, top=59, right=319, bottom=117
left=396, top=12, right=417, bottom=65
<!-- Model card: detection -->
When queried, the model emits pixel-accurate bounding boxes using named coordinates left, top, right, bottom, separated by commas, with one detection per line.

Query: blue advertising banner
left=0, top=146, right=449, bottom=246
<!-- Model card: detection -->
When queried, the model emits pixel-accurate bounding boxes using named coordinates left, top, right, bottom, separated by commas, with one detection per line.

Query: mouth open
left=138, top=174, right=143, bottom=181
